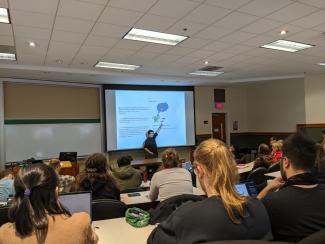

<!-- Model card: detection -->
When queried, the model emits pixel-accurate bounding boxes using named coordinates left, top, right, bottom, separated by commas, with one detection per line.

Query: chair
left=148, top=194, right=205, bottom=224
left=267, top=163, right=280, bottom=173
left=247, top=167, right=268, bottom=193
left=298, top=228, right=325, bottom=244
left=0, top=206, right=9, bottom=226
left=92, top=199, right=126, bottom=221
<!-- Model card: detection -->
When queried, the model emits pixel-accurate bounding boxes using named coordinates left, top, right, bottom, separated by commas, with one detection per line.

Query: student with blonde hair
left=148, top=139, right=272, bottom=243
left=272, top=140, right=283, bottom=163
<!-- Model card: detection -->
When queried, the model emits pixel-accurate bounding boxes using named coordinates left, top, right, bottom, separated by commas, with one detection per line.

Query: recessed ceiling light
left=0, top=52, right=16, bottom=60
left=29, top=42, right=36, bottom=47
left=204, top=60, right=209, bottom=65
left=189, top=70, right=224, bottom=77
left=123, top=28, right=188, bottom=46
left=0, top=8, right=10, bottom=24
left=95, top=61, right=141, bottom=70
left=261, top=40, right=313, bottom=52
left=317, top=62, right=325, bottom=66
left=280, top=30, right=288, bottom=35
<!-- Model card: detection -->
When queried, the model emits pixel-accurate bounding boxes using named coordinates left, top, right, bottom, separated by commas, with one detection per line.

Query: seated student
left=0, top=163, right=98, bottom=244
left=0, top=169, right=15, bottom=202
left=148, top=139, right=272, bottom=244
left=252, top=144, right=273, bottom=170
left=315, top=145, right=325, bottom=184
left=258, top=133, right=325, bottom=242
left=48, top=159, right=75, bottom=192
left=149, top=148, right=193, bottom=202
left=271, top=140, right=283, bottom=163
left=72, top=153, right=120, bottom=200
left=111, top=156, right=142, bottom=191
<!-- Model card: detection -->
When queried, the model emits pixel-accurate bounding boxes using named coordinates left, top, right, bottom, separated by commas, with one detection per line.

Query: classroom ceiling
left=1, top=0, right=325, bottom=85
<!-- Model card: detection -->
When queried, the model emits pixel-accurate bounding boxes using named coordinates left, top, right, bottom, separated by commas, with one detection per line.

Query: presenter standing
left=143, top=122, right=163, bottom=159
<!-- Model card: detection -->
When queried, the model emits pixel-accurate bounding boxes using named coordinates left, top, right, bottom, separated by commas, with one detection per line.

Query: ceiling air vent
left=198, top=66, right=223, bottom=71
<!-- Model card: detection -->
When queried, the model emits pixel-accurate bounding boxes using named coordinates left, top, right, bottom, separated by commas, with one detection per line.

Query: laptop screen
left=235, top=181, right=258, bottom=197
left=59, top=191, right=92, bottom=216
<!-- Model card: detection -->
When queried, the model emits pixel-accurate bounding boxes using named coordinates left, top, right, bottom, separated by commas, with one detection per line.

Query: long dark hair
left=9, top=163, right=71, bottom=243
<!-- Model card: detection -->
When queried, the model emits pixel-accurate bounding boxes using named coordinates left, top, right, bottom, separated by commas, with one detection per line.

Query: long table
left=93, top=217, right=155, bottom=244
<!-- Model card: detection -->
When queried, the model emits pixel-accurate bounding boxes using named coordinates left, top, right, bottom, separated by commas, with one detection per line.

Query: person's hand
left=267, top=177, right=285, bottom=191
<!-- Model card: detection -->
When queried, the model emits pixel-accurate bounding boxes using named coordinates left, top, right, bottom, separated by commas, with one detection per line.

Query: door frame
left=211, top=112, right=227, bottom=144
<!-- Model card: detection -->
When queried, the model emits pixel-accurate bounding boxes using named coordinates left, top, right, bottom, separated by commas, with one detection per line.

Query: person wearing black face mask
left=257, top=133, right=325, bottom=242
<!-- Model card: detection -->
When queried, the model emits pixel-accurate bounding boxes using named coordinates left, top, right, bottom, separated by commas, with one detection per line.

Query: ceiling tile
left=184, top=4, right=231, bottom=25
left=75, top=45, right=108, bottom=59
left=113, top=39, right=147, bottom=51
left=0, top=35, right=14, bottom=45
left=178, top=37, right=210, bottom=49
left=75, top=0, right=108, bottom=5
left=109, top=0, right=157, bottom=12
left=243, top=35, right=277, bottom=47
left=218, top=31, right=256, bottom=44
left=186, top=49, right=215, bottom=58
left=151, top=54, right=182, bottom=63
left=10, top=0, right=59, bottom=14
left=291, top=10, right=325, bottom=28
left=213, top=11, right=258, bottom=30
left=0, top=0, right=8, bottom=7
left=0, top=24, right=13, bottom=36
left=13, top=25, right=51, bottom=39
left=130, top=51, right=160, bottom=61
left=84, top=35, right=119, bottom=48
left=242, top=18, right=283, bottom=34
left=268, top=2, right=317, bottom=23
left=15, top=36, right=49, bottom=55
left=194, top=26, right=233, bottom=40
left=238, top=0, right=293, bottom=17
left=297, top=0, right=325, bottom=8
left=208, top=52, right=235, bottom=62
left=201, top=41, right=232, bottom=51
left=167, top=20, right=206, bottom=36
left=17, top=53, right=46, bottom=65
left=54, top=16, right=94, bottom=33
left=91, top=23, right=130, bottom=37
left=135, top=14, right=177, bottom=32
left=99, top=7, right=143, bottom=27
left=58, top=0, right=105, bottom=21
left=10, top=10, right=55, bottom=28
left=166, top=46, right=196, bottom=56
left=140, top=44, right=173, bottom=53
left=222, top=44, right=254, bottom=55
left=51, top=30, right=87, bottom=44
left=266, top=24, right=303, bottom=38
left=104, top=48, right=138, bottom=59
left=173, top=56, right=200, bottom=65
left=205, top=0, right=251, bottom=10
left=47, top=41, right=81, bottom=59
left=149, top=0, right=199, bottom=18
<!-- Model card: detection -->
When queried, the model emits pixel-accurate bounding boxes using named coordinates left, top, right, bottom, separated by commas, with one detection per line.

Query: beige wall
left=194, top=86, right=248, bottom=143
left=246, top=78, right=306, bottom=132
left=304, top=74, right=325, bottom=123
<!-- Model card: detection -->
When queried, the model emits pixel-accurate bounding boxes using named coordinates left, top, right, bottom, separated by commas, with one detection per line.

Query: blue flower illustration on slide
left=153, top=103, right=168, bottom=123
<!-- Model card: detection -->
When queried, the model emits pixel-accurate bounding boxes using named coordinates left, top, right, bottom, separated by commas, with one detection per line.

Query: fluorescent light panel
left=261, top=40, right=313, bottom=52
left=0, top=8, right=10, bottom=24
left=95, top=62, right=140, bottom=70
left=189, top=71, right=224, bottom=77
left=124, top=28, right=187, bottom=46
left=0, top=52, right=16, bottom=60
left=318, top=62, right=325, bottom=66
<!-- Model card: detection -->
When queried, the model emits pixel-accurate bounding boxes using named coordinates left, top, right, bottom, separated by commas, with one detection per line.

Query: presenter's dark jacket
left=144, top=132, right=158, bottom=158
left=147, top=196, right=272, bottom=244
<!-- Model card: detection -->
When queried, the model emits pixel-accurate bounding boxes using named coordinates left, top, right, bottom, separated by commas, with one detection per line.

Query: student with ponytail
left=0, top=163, right=98, bottom=244
left=148, top=139, right=272, bottom=244
left=149, top=148, right=192, bottom=201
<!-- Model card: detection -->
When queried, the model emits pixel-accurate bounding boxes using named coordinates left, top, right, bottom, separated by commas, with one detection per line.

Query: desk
left=237, top=162, right=254, bottom=174
left=93, top=217, right=155, bottom=244
left=265, top=171, right=281, bottom=178
left=131, top=158, right=162, bottom=167
left=120, top=187, right=205, bottom=205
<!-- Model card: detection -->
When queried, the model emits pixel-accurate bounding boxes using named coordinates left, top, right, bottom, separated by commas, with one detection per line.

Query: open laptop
left=59, top=191, right=92, bottom=217
left=235, top=181, right=258, bottom=197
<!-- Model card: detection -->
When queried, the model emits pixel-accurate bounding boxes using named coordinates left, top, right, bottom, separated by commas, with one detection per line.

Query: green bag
left=125, top=207, right=150, bottom=228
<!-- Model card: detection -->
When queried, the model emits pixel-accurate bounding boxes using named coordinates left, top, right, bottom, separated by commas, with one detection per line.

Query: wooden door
left=212, top=113, right=226, bottom=143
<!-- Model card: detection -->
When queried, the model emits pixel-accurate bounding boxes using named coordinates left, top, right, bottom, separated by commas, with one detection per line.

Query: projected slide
left=115, top=90, right=186, bottom=149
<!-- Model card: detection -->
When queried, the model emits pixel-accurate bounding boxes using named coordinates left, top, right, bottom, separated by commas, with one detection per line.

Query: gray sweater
left=149, top=168, right=193, bottom=201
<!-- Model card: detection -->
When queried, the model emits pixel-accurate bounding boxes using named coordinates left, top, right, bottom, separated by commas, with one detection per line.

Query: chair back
left=298, top=228, right=325, bottom=244
left=0, top=206, right=9, bottom=226
left=267, top=163, right=280, bottom=173
left=247, top=167, right=268, bottom=192
left=92, top=199, right=126, bottom=221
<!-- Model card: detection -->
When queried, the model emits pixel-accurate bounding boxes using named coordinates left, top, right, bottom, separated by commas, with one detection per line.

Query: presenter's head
left=147, top=129, right=155, bottom=138
left=193, top=139, right=247, bottom=224
left=9, top=163, right=70, bottom=243
left=161, top=148, right=179, bottom=168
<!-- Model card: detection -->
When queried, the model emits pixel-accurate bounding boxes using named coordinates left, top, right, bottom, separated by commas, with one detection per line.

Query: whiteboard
left=4, top=123, right=102, bottom=162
